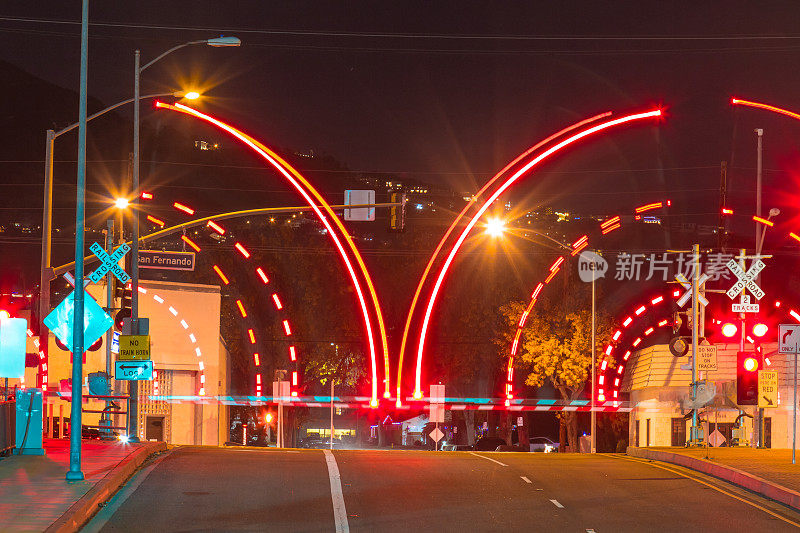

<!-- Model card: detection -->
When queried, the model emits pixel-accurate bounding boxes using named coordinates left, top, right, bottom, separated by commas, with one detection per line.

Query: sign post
left=780, top=324, right=800, bottom=464
left=674, top=245, right=710, bottom=445
left=430, top=384, right=445, bottom=450
left=727, top=252, right=768, bottom=448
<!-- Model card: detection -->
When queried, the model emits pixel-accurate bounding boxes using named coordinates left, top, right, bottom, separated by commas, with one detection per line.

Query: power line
left=3, top=16, right=800, bottom=42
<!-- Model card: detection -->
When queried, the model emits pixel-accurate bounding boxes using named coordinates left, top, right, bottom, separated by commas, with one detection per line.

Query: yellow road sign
left=758, top=370, right=778, bottom=408
left=118, top=335, right=151, bottom=361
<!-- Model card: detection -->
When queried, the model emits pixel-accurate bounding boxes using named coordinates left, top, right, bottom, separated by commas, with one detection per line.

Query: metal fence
left=0, top=397, right=15, bottom=455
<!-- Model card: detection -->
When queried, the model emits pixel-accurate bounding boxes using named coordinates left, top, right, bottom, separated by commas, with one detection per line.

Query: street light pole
left=128, top=49, right=141, bottom=442
left=129, top=36, right=240, bottom=442
left=591, top=264, right=596, bottom=454
left=754, top=128, right=764, bottom=448
left=690, top=244, right=700, bottom=444
left=66, top=0, right=89, bottom=481
left=39, top=91, right=182, bottom=391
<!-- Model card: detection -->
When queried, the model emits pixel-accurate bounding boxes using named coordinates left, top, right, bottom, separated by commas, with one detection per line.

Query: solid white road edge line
left=520, top=476, right=532, bottom=484
left=468, top=452, right=508, bottom=467
left=323, top=449, right=350, bottom=533
left=550, top=499, right=565, bottom=509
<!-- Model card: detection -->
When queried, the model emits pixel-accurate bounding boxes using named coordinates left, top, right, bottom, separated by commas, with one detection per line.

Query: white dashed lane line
left=550, top=499, right=565, bottom=509
left=468, top=452, right=508, bottom=467
left=520, top=476, right=532, bottom=484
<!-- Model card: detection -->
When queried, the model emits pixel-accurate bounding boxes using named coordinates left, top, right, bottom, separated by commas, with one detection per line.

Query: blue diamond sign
left=43, top=290, right=113, bottom=352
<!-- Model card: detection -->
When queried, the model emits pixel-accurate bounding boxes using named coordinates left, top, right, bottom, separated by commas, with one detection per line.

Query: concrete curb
left=45, top=442, right=168, bottom=533
left=627, top=446, right=800, bottom=511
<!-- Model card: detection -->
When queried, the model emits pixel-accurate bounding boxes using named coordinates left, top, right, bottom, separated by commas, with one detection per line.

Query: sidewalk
left=628, top=446, right=800, bottom=510
left=0, top=438, right=166, bottom=532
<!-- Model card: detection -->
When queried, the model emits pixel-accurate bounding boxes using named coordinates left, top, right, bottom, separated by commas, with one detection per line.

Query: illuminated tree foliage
left=499, top=296, right=612, bottom=451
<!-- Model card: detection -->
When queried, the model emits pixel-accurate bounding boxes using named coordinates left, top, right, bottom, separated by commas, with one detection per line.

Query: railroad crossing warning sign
left=697, top=344, right=718, bottom=372
left=674, top=272, right=710, bottom=309
left=758, top=370, right=778, bottom=408
left=780, top=324, right=800, bottom=353
left=117, top=335, right=150, bottom=361
left=89, top=241, right=131, bottom=284
left=726, top=258, right=765, bottom=301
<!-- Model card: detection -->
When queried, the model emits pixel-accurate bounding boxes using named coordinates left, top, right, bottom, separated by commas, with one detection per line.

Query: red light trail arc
left=156, top=102, right=387, bottom=406
left=504, top=199, right=672, bottom=403
left=147, top=191, right=299, bottom=397
left=396, top=111, right=613, bottom=404
left=413, top=108, right=662, bottom=400
left=731, top=97, right=800, bottom=122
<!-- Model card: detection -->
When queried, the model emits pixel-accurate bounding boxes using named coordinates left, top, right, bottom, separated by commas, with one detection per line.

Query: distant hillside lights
left=194, top=140, right=219, bottom=151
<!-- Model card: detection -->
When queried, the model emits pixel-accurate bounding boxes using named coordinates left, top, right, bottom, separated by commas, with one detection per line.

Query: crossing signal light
left=721, top=322, right=738, bottom=338
left=737, top=351, right=762, bottom=405
left=752, top=322, right=768, bottom=338
left=114, top=284, right=132, bottom=331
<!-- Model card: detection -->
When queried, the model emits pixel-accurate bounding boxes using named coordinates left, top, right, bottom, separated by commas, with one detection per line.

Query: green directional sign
left=43, top=290, right=113, bottom=352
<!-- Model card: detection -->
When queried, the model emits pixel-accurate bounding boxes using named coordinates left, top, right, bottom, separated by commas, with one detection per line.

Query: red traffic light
left=721, top=322, right=738, bottom=338
left=737, top=351, right=762, bottom=405
left=752, top=323, right=768, bottom=337
left=0, top=309, right=10, bottom=320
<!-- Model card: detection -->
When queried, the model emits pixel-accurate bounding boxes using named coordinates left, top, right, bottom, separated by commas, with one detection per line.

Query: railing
left=44, top=393, right=130, bottom=438
left=0, top=397, right=15, bottom=455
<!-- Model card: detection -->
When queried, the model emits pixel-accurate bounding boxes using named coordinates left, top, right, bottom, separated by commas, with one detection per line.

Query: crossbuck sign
left=89, top=241, right=131, bottom=284
left=726, top=258, right=765, bottom=312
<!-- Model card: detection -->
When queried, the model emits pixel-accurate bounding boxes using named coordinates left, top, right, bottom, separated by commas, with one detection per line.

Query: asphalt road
left=83, top=447, right=800, bottom=532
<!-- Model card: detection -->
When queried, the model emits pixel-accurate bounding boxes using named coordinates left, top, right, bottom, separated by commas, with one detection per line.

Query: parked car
left=529, top=436, right=558, bottom=452
left=474, top=436, right=507, bottom=451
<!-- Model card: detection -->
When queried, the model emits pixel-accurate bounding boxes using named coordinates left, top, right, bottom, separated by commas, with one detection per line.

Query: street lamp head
left=183, top=91, right=201, bottom=100
left=206, top=36, right=241, bottom=47
left=485, top=217, right=506, bottom=237
left=769, top=207, right=781, bottom=218
left=114, top=198, right=129, bottom=209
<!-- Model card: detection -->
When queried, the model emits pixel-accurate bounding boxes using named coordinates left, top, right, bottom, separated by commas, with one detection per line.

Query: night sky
left=3, top=2, right=800, bottom=247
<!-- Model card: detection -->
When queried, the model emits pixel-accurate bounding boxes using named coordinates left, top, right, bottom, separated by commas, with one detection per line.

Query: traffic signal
left=114, top=284, right=132, bottom=331
left=669, top=310, right=691, bottom=357
left=737, top=351, right=762, bottom=405
left=389, top=192, right=407, bottom=232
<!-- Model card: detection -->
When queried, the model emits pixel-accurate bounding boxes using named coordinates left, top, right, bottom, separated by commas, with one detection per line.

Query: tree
left=499, top=295, right=612, bottom=451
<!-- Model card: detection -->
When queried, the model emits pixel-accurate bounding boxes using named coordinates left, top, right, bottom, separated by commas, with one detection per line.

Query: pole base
left=65, top=470, right=84, bottom=481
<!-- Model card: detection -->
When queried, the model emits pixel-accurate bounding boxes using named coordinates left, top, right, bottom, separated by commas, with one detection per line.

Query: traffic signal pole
left=736, top=248, right=755, bottom=447
left=690, top=244, right=700, bottom=442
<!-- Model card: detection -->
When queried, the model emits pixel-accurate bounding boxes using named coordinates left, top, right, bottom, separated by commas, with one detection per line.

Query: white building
left=624, top=342, right=797, bottom=449
left=18, top=279, right=229, bottom=446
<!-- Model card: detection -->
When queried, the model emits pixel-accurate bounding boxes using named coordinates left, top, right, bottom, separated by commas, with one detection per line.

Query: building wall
left=17, top=279, right=227, bottom=446
left=624, top=342, right=796, bottom=448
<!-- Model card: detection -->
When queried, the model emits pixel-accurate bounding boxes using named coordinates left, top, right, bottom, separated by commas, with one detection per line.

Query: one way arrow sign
left=114, top=360, right=153, bottom=381
left=780, top=324, right=800, bottom=353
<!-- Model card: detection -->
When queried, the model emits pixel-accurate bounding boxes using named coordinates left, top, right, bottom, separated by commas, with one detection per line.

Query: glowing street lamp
left=39, top=89, right=194, bottom=381
left=485, top=217, right=506, bottom=237
left=114, top=197, right=130, bottom=210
